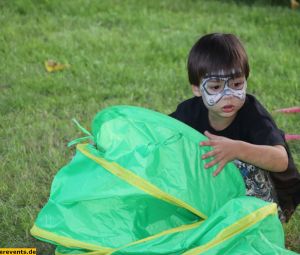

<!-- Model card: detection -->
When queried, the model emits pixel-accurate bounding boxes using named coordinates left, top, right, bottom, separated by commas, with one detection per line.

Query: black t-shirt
left=170, top=94, right=300, bottom=220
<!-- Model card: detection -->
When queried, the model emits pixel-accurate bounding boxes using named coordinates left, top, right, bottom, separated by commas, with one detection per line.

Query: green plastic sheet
left=31, top=105, right=298, bottom=254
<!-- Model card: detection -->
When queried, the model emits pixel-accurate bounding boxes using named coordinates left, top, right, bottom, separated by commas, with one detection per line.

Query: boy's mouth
left=222, top=105, right=235, bottom=113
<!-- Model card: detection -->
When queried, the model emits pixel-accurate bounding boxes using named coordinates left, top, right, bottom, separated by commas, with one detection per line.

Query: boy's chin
left=218, top=110, right=238, bottom=118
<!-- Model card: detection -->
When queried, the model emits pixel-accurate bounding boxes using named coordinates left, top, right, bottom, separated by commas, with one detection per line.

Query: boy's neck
left=208, top=111, right=236, bottom=131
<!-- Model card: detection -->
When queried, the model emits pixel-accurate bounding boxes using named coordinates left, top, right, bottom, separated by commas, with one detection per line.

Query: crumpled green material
left=31, top=105, right=298, bottom=254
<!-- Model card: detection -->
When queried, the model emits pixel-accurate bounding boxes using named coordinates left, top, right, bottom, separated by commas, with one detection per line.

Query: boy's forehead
left=205, top=68, right=243, bottom=78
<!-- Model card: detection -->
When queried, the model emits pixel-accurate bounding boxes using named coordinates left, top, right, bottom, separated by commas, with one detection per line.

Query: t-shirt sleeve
left=169, top=99, right=195, bottom=127
left=169, top=103, right=186, bottom=121
left=244, top=100, right=285, bottom=147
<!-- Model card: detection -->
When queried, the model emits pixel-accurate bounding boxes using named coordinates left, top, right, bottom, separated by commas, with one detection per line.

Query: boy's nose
left=223, top=89, right=234, bottom=96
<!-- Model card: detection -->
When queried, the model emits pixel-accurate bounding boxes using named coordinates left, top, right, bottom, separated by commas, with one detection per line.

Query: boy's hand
left=200, top=131, right=239, bottom=176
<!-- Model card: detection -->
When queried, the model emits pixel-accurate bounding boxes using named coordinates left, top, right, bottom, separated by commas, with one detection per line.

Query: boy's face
left=192, top=74, right=247, bottom=118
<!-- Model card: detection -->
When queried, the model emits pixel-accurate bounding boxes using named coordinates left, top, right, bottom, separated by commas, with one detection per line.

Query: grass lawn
left=0, top=0, right=299, bottom=254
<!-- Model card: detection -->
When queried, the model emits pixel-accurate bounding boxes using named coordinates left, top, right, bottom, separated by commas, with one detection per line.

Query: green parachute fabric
left=31, top=105, right=298, bottom=255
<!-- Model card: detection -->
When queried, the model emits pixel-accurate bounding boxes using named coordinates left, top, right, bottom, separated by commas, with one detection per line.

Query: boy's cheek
left=191, top=85, right=201, bottom=97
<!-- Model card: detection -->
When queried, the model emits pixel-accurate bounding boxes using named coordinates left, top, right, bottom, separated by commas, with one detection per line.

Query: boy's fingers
left=213, top=162, right=226, bottom=176
left=204, top=158, right=219, bottom=168
left=200, top=140, right=215, bottom=146
left=202, top=150, right=217, bottom=159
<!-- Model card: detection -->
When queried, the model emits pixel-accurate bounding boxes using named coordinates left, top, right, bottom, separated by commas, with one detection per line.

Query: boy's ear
left=192, top=85, right=201, bottom=97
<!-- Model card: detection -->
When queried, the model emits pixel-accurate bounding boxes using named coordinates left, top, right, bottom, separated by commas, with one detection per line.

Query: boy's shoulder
left=241, top=94, right=284, bottom=144
left=170, top=97, right=206, bottom=126
left=242, top=94, right=273, bottom=120
left=175, top=96, right=204, bottom=109
left=244, top=94, right=264, bottom=110
left=171, top=96, right=206, bottom=116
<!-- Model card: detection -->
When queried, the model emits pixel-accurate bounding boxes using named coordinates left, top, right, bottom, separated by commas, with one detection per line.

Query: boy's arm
left=201, top=131, right=288, bottom=176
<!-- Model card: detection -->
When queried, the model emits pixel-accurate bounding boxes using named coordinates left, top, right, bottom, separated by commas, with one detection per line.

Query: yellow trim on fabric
left=77, top=143, right=207, bottom=220
left=30, top=224, right=115, bottom=254
left=107, top=221, right=203, bottom=255
left=55, top=250, right=104, bottom=255
left=54, top=221, right=203, bottom=255
left=182, top=203, right=277, bottom=254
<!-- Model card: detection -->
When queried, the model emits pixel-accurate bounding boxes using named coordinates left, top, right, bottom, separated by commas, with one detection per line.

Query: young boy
left=170, top=33, right=300, bottom=222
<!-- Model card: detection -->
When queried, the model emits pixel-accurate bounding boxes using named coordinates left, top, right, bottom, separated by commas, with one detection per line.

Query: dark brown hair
left=187, top=33, right=250, bottom=86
